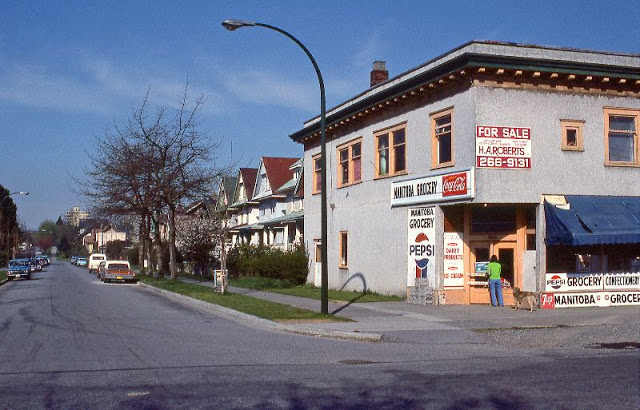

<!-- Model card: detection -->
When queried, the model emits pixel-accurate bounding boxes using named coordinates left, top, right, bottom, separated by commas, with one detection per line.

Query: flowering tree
left=175, top=215, right=222, bottom=277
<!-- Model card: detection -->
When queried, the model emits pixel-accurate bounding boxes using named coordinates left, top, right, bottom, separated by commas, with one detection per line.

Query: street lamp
left=222, top=19, right=329, bottom=314
left=0, top=191, right=29, bottom=205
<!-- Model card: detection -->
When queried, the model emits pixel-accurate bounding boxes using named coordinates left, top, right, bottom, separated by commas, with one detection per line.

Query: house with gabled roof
left=214, top=176, right=238, bottom=224
left=252, top=157, right=299, bottom=247
left=261, top=157, right=304, bottom=250
left=227, top=167, right=259, bottom=245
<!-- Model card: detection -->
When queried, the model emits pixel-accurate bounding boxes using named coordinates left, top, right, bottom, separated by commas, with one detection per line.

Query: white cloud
left=0, top=61, right=115, bottom=115
left=221, top=68, right=317, bottom=113
left=0, top=53, right=228, bottom=117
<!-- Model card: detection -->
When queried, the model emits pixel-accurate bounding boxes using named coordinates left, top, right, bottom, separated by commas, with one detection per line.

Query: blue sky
left=1, top=0, right=639, bottom=229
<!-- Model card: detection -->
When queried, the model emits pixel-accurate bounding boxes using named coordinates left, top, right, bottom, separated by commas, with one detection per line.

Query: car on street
left=97, top=260, right=136, bottom=283
left=7, top=259, right=31, bottom=280
left=88, top=253, right=106, bottom=274
left=30, top=258, right=42, bottom=272
left=76, top=257, right=88, bottom=267
left=70, top=256, right=78, bottom=265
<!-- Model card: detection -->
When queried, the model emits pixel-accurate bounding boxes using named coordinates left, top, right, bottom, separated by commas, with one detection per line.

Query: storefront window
left=471, top=206, right=516, bottom=234
left=547, top=244, right=640, bottom=273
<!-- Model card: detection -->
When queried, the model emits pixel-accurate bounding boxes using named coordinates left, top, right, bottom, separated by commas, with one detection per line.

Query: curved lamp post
left=0, top=191, right=29, bottom=205
left=222, top=19, right=329, bottom=314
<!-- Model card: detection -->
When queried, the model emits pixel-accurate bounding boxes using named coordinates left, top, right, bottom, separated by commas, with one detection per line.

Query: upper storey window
left=375, top=123, right=407, bottom=178
left=431, top=108, right=454, bottom=169
left=561, top=120, right=584, bottom=151
left=604, top=108, right=639, bottom=166
left=337, top=138, right=362, bottom=188
left=312, top=154, right=322, bottom=194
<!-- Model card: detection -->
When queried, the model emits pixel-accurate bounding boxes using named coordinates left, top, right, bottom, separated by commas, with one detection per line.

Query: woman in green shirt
left=488, top=255, right=504, bottom=307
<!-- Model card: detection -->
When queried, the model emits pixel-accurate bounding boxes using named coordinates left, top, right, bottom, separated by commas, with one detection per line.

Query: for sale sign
left=476, top=125, right=531, bottom=169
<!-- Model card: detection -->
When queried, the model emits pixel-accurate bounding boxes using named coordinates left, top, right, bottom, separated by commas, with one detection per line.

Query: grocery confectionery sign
left=476, top=125, right=531, bottom=169
left=542, top=272, right=640, bottom=308
left=408, top=207, right=436, bottom=287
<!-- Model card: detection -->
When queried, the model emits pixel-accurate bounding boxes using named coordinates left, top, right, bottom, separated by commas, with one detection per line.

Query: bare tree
left=81, top=87, right=221, bottom=278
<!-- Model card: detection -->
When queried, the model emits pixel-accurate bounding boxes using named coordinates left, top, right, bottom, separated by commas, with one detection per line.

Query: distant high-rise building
left=65, top=206, right=90, bottom=226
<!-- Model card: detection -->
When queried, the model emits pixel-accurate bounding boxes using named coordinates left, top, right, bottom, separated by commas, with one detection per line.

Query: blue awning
left=545, top=195, right=640, bottom=246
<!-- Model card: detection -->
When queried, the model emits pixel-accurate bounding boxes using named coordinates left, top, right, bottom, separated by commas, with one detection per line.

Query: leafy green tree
left=105, top=240, right=128, bottom=260
left=0, top=184, right=21, bottom=257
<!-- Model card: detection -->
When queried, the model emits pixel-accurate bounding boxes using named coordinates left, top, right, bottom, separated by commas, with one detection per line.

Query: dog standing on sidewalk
left=512, top=287, right=539, bottom=312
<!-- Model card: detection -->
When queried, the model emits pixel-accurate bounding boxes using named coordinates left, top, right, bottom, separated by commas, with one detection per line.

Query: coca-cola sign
left=442, top=173, right=467, bottom=197
left=391, top=168, right=475, bottom=207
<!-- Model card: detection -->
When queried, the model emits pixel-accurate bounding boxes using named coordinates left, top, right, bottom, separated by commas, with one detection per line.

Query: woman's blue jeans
left=489, top=279, right=504, bottom=307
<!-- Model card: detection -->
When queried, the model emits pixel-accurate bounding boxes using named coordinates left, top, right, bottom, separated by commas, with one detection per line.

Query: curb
left=137, top=282, right=382, bottom=342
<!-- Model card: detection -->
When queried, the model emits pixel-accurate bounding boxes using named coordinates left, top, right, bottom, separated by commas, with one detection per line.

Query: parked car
left=30, top=258, right=42, bottom=272
left=38, top=255, right=51, bottom=265
left=70, top=256, right=78, bottom=265
left=7, top=259, right=31, bottom=280
left=98, top=260, right=136, bottom=283
left=76, top=257, right=88, bottom=267
left=35, top=256, right=48, bottom=269
left=88, top=253, right=106, bottom=274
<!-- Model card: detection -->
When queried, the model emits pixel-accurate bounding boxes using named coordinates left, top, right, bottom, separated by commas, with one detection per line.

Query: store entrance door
left=469, top=241, right=516, bottom=304
left=494, top=243, right=516, bottom=289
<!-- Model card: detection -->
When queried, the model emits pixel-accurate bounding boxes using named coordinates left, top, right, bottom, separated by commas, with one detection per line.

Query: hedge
left=227, top=243, right=308, bottom=285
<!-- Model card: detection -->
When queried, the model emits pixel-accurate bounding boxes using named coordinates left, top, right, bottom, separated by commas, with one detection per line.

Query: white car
left=88, top=253, right=106, bottom=273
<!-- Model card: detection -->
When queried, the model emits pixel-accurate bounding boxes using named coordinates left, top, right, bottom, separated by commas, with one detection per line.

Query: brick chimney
left=370, top=61, right=388, bottom=87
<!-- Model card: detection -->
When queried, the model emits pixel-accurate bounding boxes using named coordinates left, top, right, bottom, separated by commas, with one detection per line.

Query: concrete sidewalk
left=170, top=278, right=640, bottom=343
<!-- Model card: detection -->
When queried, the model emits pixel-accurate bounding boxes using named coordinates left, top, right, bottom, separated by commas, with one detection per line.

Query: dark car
left=30, top=258, right=42, bottom=272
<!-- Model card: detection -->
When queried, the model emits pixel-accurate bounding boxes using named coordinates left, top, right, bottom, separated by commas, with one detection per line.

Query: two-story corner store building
left=290, top=41, right=640, bottom=306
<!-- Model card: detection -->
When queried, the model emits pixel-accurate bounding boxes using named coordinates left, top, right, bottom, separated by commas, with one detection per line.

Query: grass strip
left=139, top=277, right=348, bottom=322
left=228, top=277, right=405, bottom=303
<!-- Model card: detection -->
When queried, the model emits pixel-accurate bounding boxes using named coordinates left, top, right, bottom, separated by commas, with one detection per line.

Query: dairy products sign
left=476, top=125, right=531, bottom=169
left=391, top=168, right=475, bottom=207
left=443, top=232, right=464, bottom=288
left=408, top=207, right=436, bottom=288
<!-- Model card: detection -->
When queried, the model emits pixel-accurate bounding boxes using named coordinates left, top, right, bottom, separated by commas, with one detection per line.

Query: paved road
left=1, top=260, right=638, bottom=409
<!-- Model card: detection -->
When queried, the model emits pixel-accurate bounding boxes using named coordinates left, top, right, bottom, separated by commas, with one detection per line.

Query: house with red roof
left=225, top=157, right=304, bottom=250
